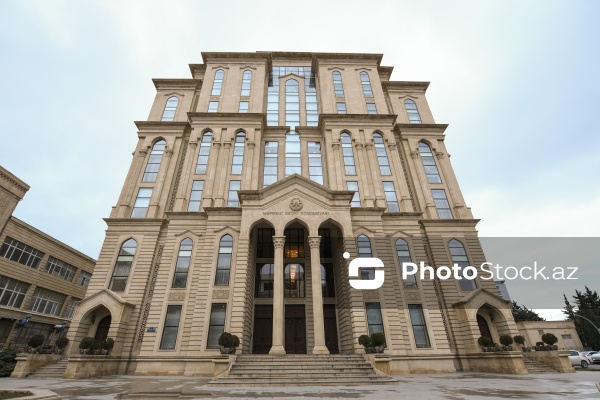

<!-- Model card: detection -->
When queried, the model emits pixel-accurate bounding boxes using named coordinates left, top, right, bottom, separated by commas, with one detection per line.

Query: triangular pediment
left=452, top=288, right=510, bottom=309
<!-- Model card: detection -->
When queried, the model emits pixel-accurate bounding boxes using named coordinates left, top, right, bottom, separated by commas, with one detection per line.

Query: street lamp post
left=573, top=314, right=600, bottom=334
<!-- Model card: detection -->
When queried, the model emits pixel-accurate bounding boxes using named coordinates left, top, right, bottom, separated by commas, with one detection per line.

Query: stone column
left=270, top=236, right=286, bottom=354
left=309, top=236, right=329, bottom=354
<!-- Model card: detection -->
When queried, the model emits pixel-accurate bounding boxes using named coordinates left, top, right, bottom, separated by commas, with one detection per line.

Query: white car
left=589, top=352, right=600, bottom=364
left=569, top=350, right=589, bottom=368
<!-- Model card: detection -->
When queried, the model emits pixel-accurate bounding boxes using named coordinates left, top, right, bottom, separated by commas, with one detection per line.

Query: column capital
left=308, top=236, right=321, bottom=249
left=273, top=236, right=286, bottom=249
left=138, top=149, right=148, bottom=157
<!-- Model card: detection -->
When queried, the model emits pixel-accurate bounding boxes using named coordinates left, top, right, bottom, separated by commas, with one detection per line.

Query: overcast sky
left=1, top=1, right=598, bottom=320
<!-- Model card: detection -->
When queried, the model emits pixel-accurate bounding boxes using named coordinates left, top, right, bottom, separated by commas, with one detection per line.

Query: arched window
left=172, top=238, right=193, bottom=288
left=418, top=142, right=441, bottom=183
left=214, top=235, right=233, bottom=286
left=109, top=239, right=137, bottom=292
left=449, top=239, right=476, bottom=291
left=357, top=235, right=374, bottom=280
left=161, top=96, right=178, bottom=121
left=211, top=70, right=224, bottom=96
left=333, top=71, right=344, bottom=97
left=360, top=72, right=373, bottom=97
left=241, top=70, right=252, bottom=96
left=142, top=140, right=166, bottom=182
left=341, top=132, right=356, bottom=175
left=195, top=132, right=212, bottom=174
left=284, top=263, right=305, bottom=298
left=231, top=132, right=245, bottom=174
left=405, top=99, right=422, bottom=124
left=285, top=131, right=301, bottom=177
left=373, top=133, right=391, bottom=175
left=285, top=79, right=300, bottom=129
left=396, top=239, right=416, bottom=288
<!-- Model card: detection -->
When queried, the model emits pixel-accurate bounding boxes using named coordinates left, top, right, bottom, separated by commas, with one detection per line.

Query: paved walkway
left=1, top=372, right=599, bottom=399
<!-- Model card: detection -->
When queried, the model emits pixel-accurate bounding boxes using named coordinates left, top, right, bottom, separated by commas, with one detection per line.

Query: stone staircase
left=209, top=354, right=398, bottom=386
left=522, top=356, right=557, bottom=374
left=28, top=358, right=68, bottom=379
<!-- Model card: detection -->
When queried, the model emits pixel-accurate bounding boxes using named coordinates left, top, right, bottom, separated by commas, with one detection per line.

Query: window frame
left=211, top=69, right=224, bottom=96
left=207, top=303, right=227, bottom=349
left=159, top=305, right=183, bottom=350
left=341, top=132, right=356, bottom=175
left=108, top=238, right=137, bottom=292
left=161, top=96, right=179, bottom=121
left=214, top=234, right=234, bottom=286
left=231, top=132, right=246, bottom=175
left=172, top=238, right=193, bottom=288
left=195, top=132, right=212, bottom=175
left=408, top=304, right=431, bottom=348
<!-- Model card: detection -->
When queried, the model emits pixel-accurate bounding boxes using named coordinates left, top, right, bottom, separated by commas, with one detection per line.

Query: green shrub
left=358, top=334, right=372, bottom=348
left=101, top=338, right=114, bottom=350
left=541, top=333, right=558, bottom=346
left=499, top=334, right=514, bottom=346
left=79, top=337, right=96, bottom=350
left=371, top=333, right=386, bottom=347
left=27, top=334, right=45, bottom=348
left=0, top=349, right=19, bottom=377
left=231, top=335, right=240, bottom=348
left=535, top=341, right=544, bottom=347
left=513, top=335, right=525, bottom=345
left=218, top=332, right=236, bottom=348
left=55, top=337, right=69, bottom=349
left=478, top=336, right=492, bottom=347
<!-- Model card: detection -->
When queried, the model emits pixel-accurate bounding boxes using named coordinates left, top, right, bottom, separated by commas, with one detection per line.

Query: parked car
left=588, top=351, right=600, bottom=364
left=580, top=351, right=596, bottom=362
left=569, top=350, right=589, bottom=368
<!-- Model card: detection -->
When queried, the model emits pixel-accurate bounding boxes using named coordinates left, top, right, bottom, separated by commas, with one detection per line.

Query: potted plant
left=218, top=332, right=239, bottom=354
left=100, top=338, right=114, bottom=355
left=358, top=333, right=386, bottom=353
left=513, top=335, right=527, bottom=350
left=27, top=334, right=45, bottom=353
left=541, top=333, right=558, bottom=350
left=478, top=336, right=493, bottom=351
left=499, top=334, right=514, bottom=351
left=358, top=334, right=372, bottom=351
left=79, top=337, right=96, bottom=354
left=55, top=337, right=69, bottom=354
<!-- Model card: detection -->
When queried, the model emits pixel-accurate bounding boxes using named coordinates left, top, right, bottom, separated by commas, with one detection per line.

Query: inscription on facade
left=262, top=211, right=330, bottom=216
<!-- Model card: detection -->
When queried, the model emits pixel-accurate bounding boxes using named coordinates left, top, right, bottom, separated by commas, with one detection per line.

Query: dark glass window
left=172, top=238, right=193, bottom=288
left=284, top=263, right=305, bottom=298
left=211, top=70, right=224, bottom=96
left=28, top=287, right=66, bottom=316
left=215, top=235, right=233, bottom=286
left=0, top=275, right=29, bottom=308
left=160, top=305, right=182, bottom=350
left=308, top=141, right=323, bottom=184
left=373, top=133, right=391, bottom=175
left=161, top=96, right=178, bottom=121
left=408, top=304, right=430, bottom=347
left=333, top=71, right=344, bottom=97
left=284, top=228, right=304, bottom=258
left=432, top=189, right=452, bottom=219
left=207, top=303, right=227, bottom=348
left=188, top=180, right=204, bottom=212
left=449, top=239, right=476, bottom=291
left=142, top=139, right=166, bottom=182
left=45, top=257, right=77, bottom=281
left=256, top=228, right=274, bottom=258
left=341, top=132, right=356, bottom=175
left=263, top=141, right=278, bottom=187
left=0, top=237, right=44, bottom=269
left=405, top=99, right=422, bottom=124
left=12, top=321, right=53, bottom=345
left=418, top=142, right=441, bottom=183
left=383, top=182, right=399, bottom=212
left=256, top=263, right=274, bottom=298
left=109, top=239, right=137, bottom=292
left=131, top=188, right=152, bottom=218
left=195, top=132, right=212, bottom=175
left=360, top=72, right=373, bottom=97
left=321, top=263, right=335, bottom=298
left=396, top=239, right=417, bottom=288
left=231, top=132, right=245, bottom=175
left=366, top=302, right=384, bottom=335
left=318, top=228, right=332, bottom=258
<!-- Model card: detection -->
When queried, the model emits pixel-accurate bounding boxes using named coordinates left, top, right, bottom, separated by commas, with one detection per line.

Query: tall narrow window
left=405, top=99, right=422, bottom=124
left=161, top=96, right=178, bottom=121
left=267, top=69, right=279, bottom=125
left=336, top=102, right=347, bottom=114
left=256, top=263, right=274, bottom=298
left=240, top=70, right=252, bottom=96
left=357, top=235, right=373, bottom=280
left=160, top=305, right=182, bottom=350
left=284, top=264, right=305, bottom=298
left=396, top=239, right=417, bottom=288
left=308, top=142, right=323, bottom=184
left=449, top=239, right=476, bottom=291
left=321, top=264, right=335, bottom=298
left=172, top=238, right=193, bottom=288
left=285, top=79, right=300, bottom=129
left=109, top=239, right=137, bottom=292
left=188, top=180, right=204, bottom=212
left=207, top=303, right=227, bottom=348
left=211, top=70, right=224, bottom=96
left=263, top=142, right=278, bottom=187
left=318, top=228, right=332, bottom=258
left=131, top=188, right=152, bottom=218
left=432, top=189, right=452, bottom=219
left=227, top=181, right=241, bottom=207
left=142, top=140, right=166, bottom=182
left=360, top=72, right=373, bottom=97
left=383, top=182, right=399, bottom=212
left=333, top=71, right=344, bottom=97
left=231, top=132, right=245, bottom=174
left=341, top=132, right=356, bottom=175
left=284, top=228, right=305, bottom=258
left=208, top=101, right=219, bottom=112
left=195, top=132, right=212, bottom=175
left=285, top=132, right=301, bottom=177
left=347, top=181, right=360, bottom=207
left=305, top=73, right=318, bottom=126
left=366, top=302, right=384, bottom=335
left=256, top=228, right=274, bottom=258
left=366, top=103, right=377, bottom=114
left=408, top=304, right=430, bottom=347
left=418, top=142, right=441, bottom=183
left=215, top=235, right=233, bottom=286
left=373, top=133, right=391, bottom=175
left=238, top=101, right=249, bottom=113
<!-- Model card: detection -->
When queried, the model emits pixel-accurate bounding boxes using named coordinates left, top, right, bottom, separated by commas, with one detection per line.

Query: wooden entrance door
left=285, top=305, right=306, bottom=354
left=477, top=314, right=492, bottom=340
left=252, top=305, right=273, bottom=354
left=323, top=304, right=339, bottom=354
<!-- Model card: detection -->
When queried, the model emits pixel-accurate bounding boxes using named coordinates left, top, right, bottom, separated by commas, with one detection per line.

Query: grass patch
left=0, top=391, right=33, bottom=399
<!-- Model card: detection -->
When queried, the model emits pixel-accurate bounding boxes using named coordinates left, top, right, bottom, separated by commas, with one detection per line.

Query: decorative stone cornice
left=152, top=79, right=202, bottom=90
left=382, top=81, right=430, bottom=91
left=0, top=167, right=30, bottom=196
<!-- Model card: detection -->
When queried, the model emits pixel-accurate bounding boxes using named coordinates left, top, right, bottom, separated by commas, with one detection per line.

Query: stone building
left=0, top=166, right=96, bottom=346
left=65, top=51, right=526, bottom=377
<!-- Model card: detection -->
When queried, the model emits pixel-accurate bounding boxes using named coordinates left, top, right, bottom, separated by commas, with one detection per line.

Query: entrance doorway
left=285, top=305, right=306, bottom=354
left=95, top=315, right=111, bottom=341
left=323, top=304, right=339, bottom=354
left=477, top=314, right=492, bottom=341
left=252, top=305, right=273, bottom=354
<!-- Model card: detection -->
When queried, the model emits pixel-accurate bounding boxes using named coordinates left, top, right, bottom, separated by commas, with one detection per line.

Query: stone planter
left=482, top=345, right=513, bottom=352
left=219, top=346, right=237, bottom=354
left=364, top=346, right=385, bottom=354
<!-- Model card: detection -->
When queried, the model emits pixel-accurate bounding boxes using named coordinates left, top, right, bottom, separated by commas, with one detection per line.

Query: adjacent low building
left=517, top=320, right=583, bottom=350
left=0, top=166, right=96, bottom=346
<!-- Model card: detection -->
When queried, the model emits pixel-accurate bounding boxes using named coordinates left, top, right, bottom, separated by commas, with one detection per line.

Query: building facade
left=0, top=166, right=96, bottom=346
left=517, top=321, right=584, bottom=351
left=66, top=51, right=524, bottom=377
